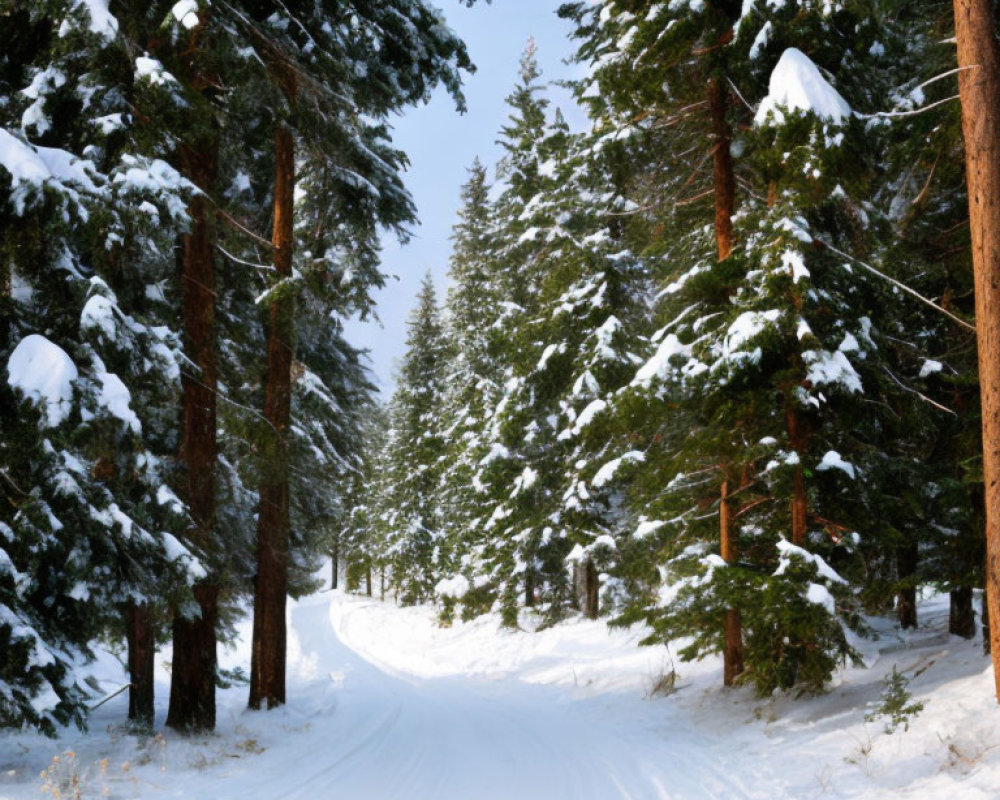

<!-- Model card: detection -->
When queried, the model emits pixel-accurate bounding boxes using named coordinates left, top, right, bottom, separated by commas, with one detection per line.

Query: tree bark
left=785, top=407, right=809, bottom=546
left=331, top=542, right=339, bottom=591
left=125, top=601, right=154, bottom=728
left=708, top=76, right=735, bottom=262
left=166, top=584, right=218, bottom=731
left=985, top=588, right=992, bottom=655
left=950, top=586, right=976, bottom=638
left=720, top=479, right=744, bottom=685
left=168, top=142, right=219, bottom=734
left=954, top=0, right=1000, bottom=697
left=711, top=72, right=744, bottom=687
left=896, top=542, right=919, bottom=630
left=249, top=123, right=295, bottom=711
left=583, top=559, right=599, bottom=619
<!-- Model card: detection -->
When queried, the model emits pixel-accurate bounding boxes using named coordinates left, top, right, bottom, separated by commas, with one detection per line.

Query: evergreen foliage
left=1, top=0, right=997, bottom=733
left=348, top=2, right=986, bottom=699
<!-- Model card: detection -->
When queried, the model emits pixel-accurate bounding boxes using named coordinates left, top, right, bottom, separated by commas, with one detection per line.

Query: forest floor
left=2, top=586, right=1000, bottom=799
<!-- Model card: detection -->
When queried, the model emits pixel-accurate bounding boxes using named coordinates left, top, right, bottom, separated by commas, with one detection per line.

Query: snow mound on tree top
left=7, top=334, right=77, bottom=427
left=755, top=48, right=853, bottom=126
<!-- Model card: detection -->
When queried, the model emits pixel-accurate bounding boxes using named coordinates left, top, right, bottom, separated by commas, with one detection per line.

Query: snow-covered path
left=203, top=596, right=738, bottom=800
left=5, top=590, right=1000, bottom=800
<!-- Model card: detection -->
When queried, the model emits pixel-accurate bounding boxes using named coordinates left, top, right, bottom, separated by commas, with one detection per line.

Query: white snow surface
left=170, top=0, right=200, bottom=29
left=4, top=589, right=1000, bottom=799
left=0, top=129, right=101, bottom=214
left=816, top=449, right=857, bottom=479
left=6, top=334, right=77, bottom=426
left=94, top=370, right=141, bottom=434
left=70, top=0, right=119, bottom=39
left=755, top=48, right=853, bottom=126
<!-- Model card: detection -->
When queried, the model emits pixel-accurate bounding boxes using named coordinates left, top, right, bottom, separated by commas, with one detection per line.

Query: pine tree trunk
left=0, top=258, right=10, bottom=351
left=711, top=72, right=743, bottom=687
left=166, top=584, right=218, bottom=731
left=367, top=567, right=373, bottom=597
left=331, top=542, right=339, bottom=590
left=249, top=123, right=295, bottom=711
left=896, top=543, right=919, bottom=630
left=954, top=0, right=1000, bottom=696
left=950, top=586, right=976, bottom=638
left=984, top=588, right=992, bottom=655
left=168, top=142, right=219, bottom=734
left=125, top=601, right=154, bottom=728
left=785, top=407, right=809, bottom=546
left=720, top=479, right=744, bottom=685
left=583, top=559, right=599, bottom=619
left=708, top=76, right=734, bottom=262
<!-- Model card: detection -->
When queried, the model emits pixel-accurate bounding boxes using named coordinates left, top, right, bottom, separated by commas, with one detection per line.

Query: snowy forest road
left=218, top=595, right=750, bottom=800
left=2, top=591, right=993, bottom=800
left=1, top=592, right=766, bottom=800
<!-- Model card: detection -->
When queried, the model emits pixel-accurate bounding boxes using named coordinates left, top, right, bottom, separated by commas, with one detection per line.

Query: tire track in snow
left=244, top=596, right=757, bottom=800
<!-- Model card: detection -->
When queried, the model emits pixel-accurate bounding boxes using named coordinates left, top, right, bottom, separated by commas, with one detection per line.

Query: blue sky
left=343, top=0, right=585, bottom=394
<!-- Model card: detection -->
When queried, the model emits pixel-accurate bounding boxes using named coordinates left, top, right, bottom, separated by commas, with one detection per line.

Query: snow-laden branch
left=820, top=240, right=976, bottom=333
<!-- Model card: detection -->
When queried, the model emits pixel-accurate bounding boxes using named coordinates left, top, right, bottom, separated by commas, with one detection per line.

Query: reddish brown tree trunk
left=711, top=73, right=743, bottom=687
left=125, top=601, right=154, bottom=727
left=582, top=559, right=599, bottom=619
left=709, top=76, right=735, bottom=263
left=720, top=479, right=744, bottom=685
left=249, top=123, right=295, bottom=710
left=331, top=541, right=339, bottom=590
left=954, top=0, right=1000, bottom=698
left=896, top=543, right=919, bottom=630
left=166, top=584, right=218, bottom=731
left=167, top=144, right=219, bottom=733
left=786, top=407, right=809, bottom=546
left=950, top=586, right=976, bottom=638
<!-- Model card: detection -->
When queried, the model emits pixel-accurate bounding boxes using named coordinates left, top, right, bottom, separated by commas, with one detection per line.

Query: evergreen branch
left=910, top=64, right=978, bottom=96
left=674, top=188, right=715, bottom=207
left=882, top=366, right=958, bottom=416
left=819, top=240, right=976, bottom=333
left=0, top=467, right=29, bottom=497
left=216, top=244, right=274, bottom=272
left=864, top=94, right=962, bottom=120
left=181, top=370, right=278, bottom=433
left=88, top=682, right=132, bottom=711
left=732, top=496, right=772, bottom=520
left=215, top=208, right=275, bottom=249
left=910, top=155, right=939, bottom=210
left=810, top=514, right=851, bottom=544
left=726, top=78, right=756, bottom=115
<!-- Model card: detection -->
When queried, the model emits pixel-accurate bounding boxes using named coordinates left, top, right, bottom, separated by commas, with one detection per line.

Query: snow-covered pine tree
left=868, top=0, right=982, bottom=638
left=625, top=3, right=948, bottom=694
left=435, top=160, right=505, bottom=620
left=471, top=43, right=577, bottom=626
left=542, top=133, right=652, bottom=621
left=381, top=275, right=451, bottom=605
left=0, top=0, right=203, bottom=731
left=560, top=0, right=750, bottom=680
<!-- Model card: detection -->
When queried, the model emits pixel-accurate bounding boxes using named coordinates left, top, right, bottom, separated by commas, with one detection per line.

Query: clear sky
left=343, top=0, right=585, bottom=395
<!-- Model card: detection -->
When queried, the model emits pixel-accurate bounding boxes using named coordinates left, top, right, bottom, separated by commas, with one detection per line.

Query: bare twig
left=820, top=240, right=976, bottom=332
